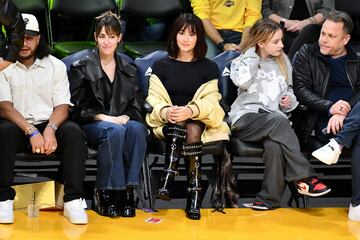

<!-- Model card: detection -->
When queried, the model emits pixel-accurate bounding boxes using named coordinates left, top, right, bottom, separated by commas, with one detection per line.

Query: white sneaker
left=64, top=199, right=88, bottom=225
left=0, top=200, right=14, bottom=224
left=349, top=203, right=360, bottom=222
left=312, top=138, right=341, bottom=165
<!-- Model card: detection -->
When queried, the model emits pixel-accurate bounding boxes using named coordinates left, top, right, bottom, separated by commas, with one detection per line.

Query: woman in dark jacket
left=69, top=11, right=147, bottom=218
left=0, top=0, right=24, bottom=71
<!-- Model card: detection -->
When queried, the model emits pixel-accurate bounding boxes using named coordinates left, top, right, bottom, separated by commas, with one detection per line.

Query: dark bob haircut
left=167, top=13, right=207, bottom=60
left=95, top=11, right=122, bottom=38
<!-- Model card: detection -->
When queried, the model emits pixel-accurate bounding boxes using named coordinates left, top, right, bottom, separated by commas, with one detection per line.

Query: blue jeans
left=83, top=120, right=148, bottom=190
left=332, top=102, right=360, bottom=206
left=206, top=29, right=242, bottom=59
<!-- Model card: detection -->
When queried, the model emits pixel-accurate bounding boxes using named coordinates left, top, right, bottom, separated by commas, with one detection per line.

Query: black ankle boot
left=183, top=142, right=203, bottom=220
left=156, top=125, right=186, bottom=201
left=93, top=189, right=121, bottom=217
left=119, top=188, right=136, bottom=217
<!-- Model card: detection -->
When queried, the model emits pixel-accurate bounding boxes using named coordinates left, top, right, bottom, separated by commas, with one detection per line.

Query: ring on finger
left=51, top=145, right=56, bottom=151
left=35, top=148, right=40, bottom=153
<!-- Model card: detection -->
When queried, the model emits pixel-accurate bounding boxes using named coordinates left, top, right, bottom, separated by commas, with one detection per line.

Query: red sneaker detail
left=313, top=182, right=327, bottom=191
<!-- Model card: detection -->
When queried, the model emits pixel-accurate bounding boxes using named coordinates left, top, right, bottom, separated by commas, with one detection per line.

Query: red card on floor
left=145, top=217, right=163, bottom=224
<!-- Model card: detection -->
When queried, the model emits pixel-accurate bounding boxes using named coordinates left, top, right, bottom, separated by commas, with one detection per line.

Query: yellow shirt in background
left=191, top=0, right=262, bottom=32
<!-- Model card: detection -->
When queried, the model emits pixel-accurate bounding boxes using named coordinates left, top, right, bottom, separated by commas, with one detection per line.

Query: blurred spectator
left=191, top=0, right=261, bottom=58
left=0, top=0, right=24, bottom=71
left=262, top=0, right=334, bottom=56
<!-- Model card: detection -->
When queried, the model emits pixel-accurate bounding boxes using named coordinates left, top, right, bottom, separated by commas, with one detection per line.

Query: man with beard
left=0, top=14, right=88, bottom=224
left=0, top=0, right=24, bottom=71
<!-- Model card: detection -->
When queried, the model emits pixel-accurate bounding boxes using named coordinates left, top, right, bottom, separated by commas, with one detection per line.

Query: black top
left=99, top=69, right=116, bottom=114
left=152, top=57, right=219, bottom=106
left=289, top=0, right=310, bottom=20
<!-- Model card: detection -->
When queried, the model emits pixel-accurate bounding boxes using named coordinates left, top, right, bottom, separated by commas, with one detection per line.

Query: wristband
left=217, top=41, right=226, bottom=51
left=28, top=130, right=40, bottom=138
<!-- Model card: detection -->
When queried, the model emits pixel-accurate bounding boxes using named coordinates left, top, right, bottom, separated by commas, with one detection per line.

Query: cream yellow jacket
left=146, top=75, right=230, bottom=143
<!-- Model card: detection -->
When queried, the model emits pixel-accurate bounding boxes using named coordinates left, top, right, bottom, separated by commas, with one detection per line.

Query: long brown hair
left=242, top=19, right=289, bottom=81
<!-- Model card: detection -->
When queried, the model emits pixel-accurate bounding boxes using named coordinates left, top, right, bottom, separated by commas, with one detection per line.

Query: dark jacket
left=0, top=0, right=24, bottom=62
left=68, top=48, right=145, bottom=124
left=293, top=43, right=360, bottom=143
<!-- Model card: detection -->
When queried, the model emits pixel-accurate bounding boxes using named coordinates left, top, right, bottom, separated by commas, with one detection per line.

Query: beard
left=19, top=48, right=36, bottom=60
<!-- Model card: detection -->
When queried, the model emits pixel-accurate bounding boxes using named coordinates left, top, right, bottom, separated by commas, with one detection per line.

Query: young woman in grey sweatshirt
left=229, top=19, right=330, bottom=210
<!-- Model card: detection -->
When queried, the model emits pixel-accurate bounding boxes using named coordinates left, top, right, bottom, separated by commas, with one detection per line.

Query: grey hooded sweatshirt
left=228, top=47, right=298, bottom=126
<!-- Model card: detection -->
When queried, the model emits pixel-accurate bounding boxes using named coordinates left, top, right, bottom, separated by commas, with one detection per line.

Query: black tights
left=177, top=120, right=204, bottom=144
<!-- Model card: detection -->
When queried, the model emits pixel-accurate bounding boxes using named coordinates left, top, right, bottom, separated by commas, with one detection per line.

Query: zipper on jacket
left=345, top=60, right=357, bottom=91
left=321, top=64, right=330, bottom=98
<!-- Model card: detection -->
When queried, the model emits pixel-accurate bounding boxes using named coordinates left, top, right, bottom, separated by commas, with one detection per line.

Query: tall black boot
left=118, top=187, right=136, bottom=217
left=156, top=125, right=186, bottom=201
left=183, top=142, right=203, bottom=220
left=93, top=188, right=121, bottom=217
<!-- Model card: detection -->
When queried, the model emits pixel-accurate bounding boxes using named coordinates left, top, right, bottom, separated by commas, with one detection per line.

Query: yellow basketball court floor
left=1, top=208, right=359, bottom=240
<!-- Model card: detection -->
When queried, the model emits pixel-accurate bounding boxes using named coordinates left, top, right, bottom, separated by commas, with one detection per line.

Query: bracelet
left=25, top=125, right=38, bottom=136
left=47, top=123, right=58, bottom=132
left=308, top=17, right=316, bottom=25
left=28, top=130, right=40, bottom=138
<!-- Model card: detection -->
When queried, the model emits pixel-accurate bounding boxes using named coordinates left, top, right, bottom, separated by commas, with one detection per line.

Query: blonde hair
left=242, top=19, right=288, bottom=81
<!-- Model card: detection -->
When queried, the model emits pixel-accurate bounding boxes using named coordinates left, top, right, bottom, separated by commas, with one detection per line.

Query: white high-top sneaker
left=0, top=200, right=14, bottom=224
left=312, top=138, right=341, bottom=165
left=64, top=199, right=88, bottom=225
left=349, top=203, right=360, bottom=222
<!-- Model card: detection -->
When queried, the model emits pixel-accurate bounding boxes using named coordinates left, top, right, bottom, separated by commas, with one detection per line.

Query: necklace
left=224, top=0, right=235, bottom=7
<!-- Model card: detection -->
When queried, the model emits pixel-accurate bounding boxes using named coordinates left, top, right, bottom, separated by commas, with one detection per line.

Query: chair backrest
left=335, top=0, right=360, bottom=19
left=48, top=0, right=117, bottom=46
left=134, top=50, right=168, bottom=95
left=212, top=50, right=241, bottom=113
left=50, top=0, right=116, bottom=17
left=120, top=0, right=182, bottom=18
left=13, top=0, right=46, bottom=14
left=61, top=49, right=133, bottom=71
